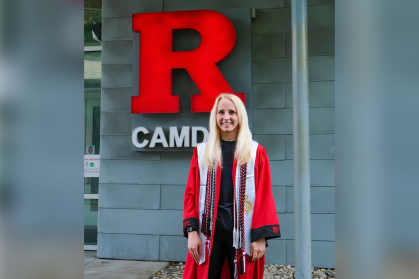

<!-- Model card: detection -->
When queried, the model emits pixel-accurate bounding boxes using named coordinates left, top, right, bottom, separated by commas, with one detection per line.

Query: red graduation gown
left=182, top=143, right=281, bottom=279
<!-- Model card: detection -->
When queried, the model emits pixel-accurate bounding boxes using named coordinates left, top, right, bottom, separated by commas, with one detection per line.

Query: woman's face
left=216, top=98, right=239, bottom=140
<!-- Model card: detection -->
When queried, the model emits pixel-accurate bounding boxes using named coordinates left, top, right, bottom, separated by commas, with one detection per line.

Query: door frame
left=84, top=45, right=101, bottom=251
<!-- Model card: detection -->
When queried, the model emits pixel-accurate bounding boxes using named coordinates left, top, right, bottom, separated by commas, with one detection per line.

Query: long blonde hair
left=203, top=93, right=252, bottom=167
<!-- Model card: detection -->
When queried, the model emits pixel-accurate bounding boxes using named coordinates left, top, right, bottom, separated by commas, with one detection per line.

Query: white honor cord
left=233, top=180, right=236, bottom=248
left=237, top=181, right=241, bottom=249
left=238, top=198, right=241, bottom=248
left=233, top=177, right=240, bottom=249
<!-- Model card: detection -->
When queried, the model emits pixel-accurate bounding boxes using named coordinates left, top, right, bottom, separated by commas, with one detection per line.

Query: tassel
left=201, top=214, right=207, bottom=234
left=203, top=249, right=206, bottom=263
left=242, top=251, right=246, bottom=273
left=204, top=240, right=209, bottom=261
left=207, top=240, right=211, bottom=257
left=234, top=259, right=238, bottom=279
left=207, top=216, right=212, bottom=236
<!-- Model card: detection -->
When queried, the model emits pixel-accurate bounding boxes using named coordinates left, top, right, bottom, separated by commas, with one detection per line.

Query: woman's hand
left=250, top=238, right=266, bottom=262
left=187, top=231, right=202, bottom=263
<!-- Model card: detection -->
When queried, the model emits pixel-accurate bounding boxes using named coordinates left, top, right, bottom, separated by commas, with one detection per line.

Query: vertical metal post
left=291, top=0, right=312, bottom=278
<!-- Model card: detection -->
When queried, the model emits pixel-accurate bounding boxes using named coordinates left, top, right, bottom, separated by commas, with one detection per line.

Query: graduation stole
left=200, top=163, right=248, bottom=278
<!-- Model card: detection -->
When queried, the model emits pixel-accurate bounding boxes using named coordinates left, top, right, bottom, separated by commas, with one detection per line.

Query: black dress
left=208, top=140, right=236, bottom=279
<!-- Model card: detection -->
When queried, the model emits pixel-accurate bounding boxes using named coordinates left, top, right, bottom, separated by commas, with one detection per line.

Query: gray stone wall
left=98, top=0, right=335, bottom=268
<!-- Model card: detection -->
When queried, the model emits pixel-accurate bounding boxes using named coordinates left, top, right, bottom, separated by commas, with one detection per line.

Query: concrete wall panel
left=285, top=81, right=335, bottom=108
left=100, top=136, right=161, bottom=160
left=163, top=0, right=285, bottom=11
left=159, top=236, right=188, bottom=261
left=102, top=41, right=133, bottom=64
left=100, top=111, right=132, bottom=135
left=285, top=134, right=335, bottom=159
left=270, top=160, right=293, bottom=185
left=264, top=239, right=287, bottom=265
left=252, top=4, right=334, bottom=33
left=253, top=108, right=292, bottom=134
left=99, top=208, right=183, bottom=235
left=100, top=160, right=190, bottom=185
left=252, top=9, right=291, bottom=33
left=252, top=33, right=286, bottom=59
left=310, top=160, right=335, bottom=186
left=253, top=135, right=286, bottom=160
left=101, top=88, right=132, bottom=112
left=308, top=56, right=335, bottom=81
left=272, top=186, right=286, bottom=213
left=253, top=58, right=292, bottom=83
left=311, top=214, right=335, bottom=241
left=102, top=17, right=133, bottom=41
left=286, top=30, right=335, bottom=57
left=270, top=160, right=334, bottom=186
left=97, top=233, right=160, bottom=260
left=253, top=83, right=286, bottom=109
left=161, top=185, right=186, bottom=210
left=286, top=240, right=335, bottom=267
left=161, top=151, right=194, bottom=161
left=277, top=213, right=294, bottom=239
left=103, top=0, right=163, bottom=18
left=285, top=0, right=335, bottom=7
left=308, top=108, right=335, bottom=133
left=254, top=108, right=334, bottom=134
left=307, top=4, right=335, bottom=30
left=253, top=56, right=334, bottom=83
left=286, top=187, right=335, bottom=213
left=99, top=184, right=161, bottom=209
left=101, top=64, right=133, bottom=88
left=278, top=214, right=334, bottom=241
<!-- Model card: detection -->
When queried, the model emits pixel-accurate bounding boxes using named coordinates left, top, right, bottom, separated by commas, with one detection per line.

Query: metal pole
left=291, top=0, right=312, bottom=278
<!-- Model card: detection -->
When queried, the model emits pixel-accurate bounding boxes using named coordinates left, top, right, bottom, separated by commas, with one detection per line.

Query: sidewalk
left=84, top=251, right=169, bottom=279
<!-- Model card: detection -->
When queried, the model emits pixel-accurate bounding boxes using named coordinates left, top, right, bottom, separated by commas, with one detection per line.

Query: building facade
left=93, top=0, right=335, bottom=267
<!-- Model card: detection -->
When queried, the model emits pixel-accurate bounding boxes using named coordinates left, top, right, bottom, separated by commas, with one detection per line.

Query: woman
left=183, top=94, right=281, bottom=279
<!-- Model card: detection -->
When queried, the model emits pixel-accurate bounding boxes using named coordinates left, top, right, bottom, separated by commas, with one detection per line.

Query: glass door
left=84, top=98, right=100, bottom=250
left=84, top=0, right=101, bottom=249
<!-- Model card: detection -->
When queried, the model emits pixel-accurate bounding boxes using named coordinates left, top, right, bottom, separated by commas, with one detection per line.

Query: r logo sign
left=131, top=10, right=245, bottom=113
left=130, top=9, right=251, bottom=150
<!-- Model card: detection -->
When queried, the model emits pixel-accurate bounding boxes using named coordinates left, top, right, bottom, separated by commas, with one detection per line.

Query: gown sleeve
left=251, top=145, right=281, bottom=242
left=182, top=147, right=200, bottom=237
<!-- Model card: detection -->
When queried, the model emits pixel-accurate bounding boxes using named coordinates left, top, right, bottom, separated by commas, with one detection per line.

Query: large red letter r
left=132, top=10, right=245, bottom=113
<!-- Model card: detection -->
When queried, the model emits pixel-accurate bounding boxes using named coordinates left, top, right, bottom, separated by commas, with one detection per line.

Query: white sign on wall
left=132, top=126, right=209, bottom=149
left=84, top=155, right=100, bottom=177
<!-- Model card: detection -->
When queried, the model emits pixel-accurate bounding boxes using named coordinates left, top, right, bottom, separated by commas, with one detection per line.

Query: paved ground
left=84, top=251, right=169, bottom=279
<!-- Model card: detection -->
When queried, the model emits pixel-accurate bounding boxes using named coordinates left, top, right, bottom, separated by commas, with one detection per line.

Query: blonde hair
left=203, top=93, right=252, bottom=167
